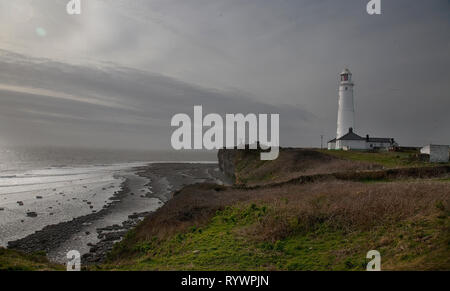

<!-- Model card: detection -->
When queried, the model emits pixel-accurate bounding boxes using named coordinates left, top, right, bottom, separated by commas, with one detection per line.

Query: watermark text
left=171, top=106, right=279, bottom=160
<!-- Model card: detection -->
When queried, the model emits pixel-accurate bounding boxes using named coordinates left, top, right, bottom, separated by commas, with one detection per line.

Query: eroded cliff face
left=217, top=149, right=237, bottom=184
left=218, top=147, right=271, bottom=185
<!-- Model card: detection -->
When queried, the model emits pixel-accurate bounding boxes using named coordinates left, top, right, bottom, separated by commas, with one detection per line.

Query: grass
left=318, top=149, right=449, bottom=168
left=101, top=205, right=279, bottom=270
left=230, top=148, right=450, bottom=187
left=230, top=148, right=382, bottom=186
left=0, top=248, right=63, bottom=271
left=99, top=177, right=450, bottom=271
left=100, top=199, right=450, bottom=271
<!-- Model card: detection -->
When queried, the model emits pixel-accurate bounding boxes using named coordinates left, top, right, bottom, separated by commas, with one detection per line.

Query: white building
left=328, top=128, right=396, bottom=151
left=420, top=145, right=449, bottom=163
left=328, top=68, right=397, bottom=151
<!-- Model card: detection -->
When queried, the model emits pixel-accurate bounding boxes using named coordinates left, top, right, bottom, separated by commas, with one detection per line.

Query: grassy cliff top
left=225, top=148, right=449, bottom=187
left=100, top=179, right=450, bottom=271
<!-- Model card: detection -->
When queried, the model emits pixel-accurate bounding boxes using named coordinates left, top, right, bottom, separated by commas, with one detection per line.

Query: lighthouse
left=328, top=68, right=397, bottom=151
left=336, top=68, right=355, bottom=139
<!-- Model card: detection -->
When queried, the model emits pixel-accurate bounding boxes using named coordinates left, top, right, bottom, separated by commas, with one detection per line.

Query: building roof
left=333, top=128, right=396, bottom=144
left=367, top=137, right=394, bottom=143
left=337, top=130, right=364, bottom=141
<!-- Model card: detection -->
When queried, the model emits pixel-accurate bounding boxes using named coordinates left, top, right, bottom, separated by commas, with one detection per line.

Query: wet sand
left=6, top=162, right=226, bottom=264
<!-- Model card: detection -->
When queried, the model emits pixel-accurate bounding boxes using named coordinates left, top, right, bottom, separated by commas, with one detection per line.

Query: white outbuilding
left=420, top=145, right=449, bottom=163
left=328, top=128, right=397, bottom=151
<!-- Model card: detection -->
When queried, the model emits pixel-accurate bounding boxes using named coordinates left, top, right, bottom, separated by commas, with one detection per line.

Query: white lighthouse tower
left=336, top=68, right=355, bottom=139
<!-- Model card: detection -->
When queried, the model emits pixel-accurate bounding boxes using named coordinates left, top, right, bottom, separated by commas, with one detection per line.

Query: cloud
left=0, top=83, right=137, bottom=110
left=0, top=0, right=448, bottom=148
left=0, top=49, right=315, bottom=149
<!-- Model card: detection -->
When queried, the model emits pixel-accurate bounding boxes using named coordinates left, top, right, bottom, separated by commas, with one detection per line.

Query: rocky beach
left=5, top=163, right=227, bottom=264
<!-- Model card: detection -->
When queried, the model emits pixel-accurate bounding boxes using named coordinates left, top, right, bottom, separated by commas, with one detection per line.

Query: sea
left=0, top=146, right=216, bottom=248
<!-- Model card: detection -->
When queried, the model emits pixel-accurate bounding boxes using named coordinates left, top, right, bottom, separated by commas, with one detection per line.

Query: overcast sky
left=0, top=0, right=449, bottom=150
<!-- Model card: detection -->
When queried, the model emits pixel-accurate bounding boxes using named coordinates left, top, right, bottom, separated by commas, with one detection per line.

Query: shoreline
left=7, top=178, right=135, bottom=259
left=6, top=162, right=226, bottom=264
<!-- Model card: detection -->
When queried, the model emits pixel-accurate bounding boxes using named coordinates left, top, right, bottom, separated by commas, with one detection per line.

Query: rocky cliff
left=217, top=149, right=237, bottom=184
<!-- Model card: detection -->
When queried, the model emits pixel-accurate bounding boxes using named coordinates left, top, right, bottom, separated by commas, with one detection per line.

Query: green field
left=318, top=149, right=449, bottom=168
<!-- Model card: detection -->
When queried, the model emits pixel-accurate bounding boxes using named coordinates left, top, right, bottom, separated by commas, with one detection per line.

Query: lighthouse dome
left=340, top=68, right=352, bottom=75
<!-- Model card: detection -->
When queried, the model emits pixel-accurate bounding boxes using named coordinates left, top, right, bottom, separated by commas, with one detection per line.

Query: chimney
left=349, top=127, right=353, bottom=133
left=366, top=134, right=369, bottom=142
